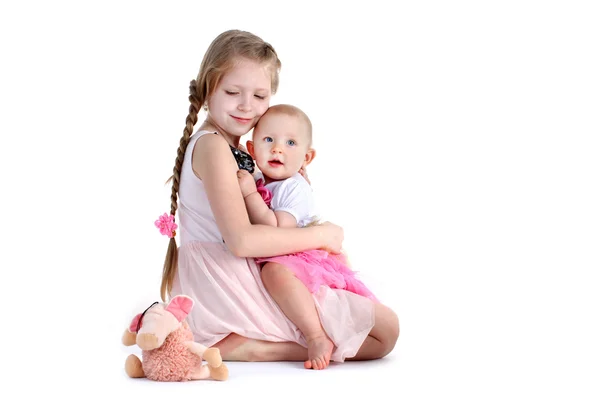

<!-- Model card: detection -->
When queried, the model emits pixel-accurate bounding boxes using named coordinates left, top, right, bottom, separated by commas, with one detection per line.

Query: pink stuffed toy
left=122, top=295, right=228, bottom=381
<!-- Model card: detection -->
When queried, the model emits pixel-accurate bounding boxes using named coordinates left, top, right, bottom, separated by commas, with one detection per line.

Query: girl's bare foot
left=304, top=333, right=334, bottom=370
left=213, top=333, right=254, bottom=361
left=213, top=333, right=308, bottom=362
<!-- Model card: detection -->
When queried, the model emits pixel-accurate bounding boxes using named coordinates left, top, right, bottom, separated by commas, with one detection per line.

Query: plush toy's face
left=128, top=295, right=194, bottom=350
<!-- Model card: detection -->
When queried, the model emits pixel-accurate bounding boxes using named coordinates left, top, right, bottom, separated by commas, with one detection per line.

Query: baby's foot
left=304, top=333, right=334, bottom=370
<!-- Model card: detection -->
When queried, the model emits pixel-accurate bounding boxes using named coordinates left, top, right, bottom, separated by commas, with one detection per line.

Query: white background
left=1, top=1, right=598, bottom=399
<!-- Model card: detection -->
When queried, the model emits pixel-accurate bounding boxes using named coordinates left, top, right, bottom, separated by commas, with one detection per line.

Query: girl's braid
left=160, top=80, right=201, bottom=301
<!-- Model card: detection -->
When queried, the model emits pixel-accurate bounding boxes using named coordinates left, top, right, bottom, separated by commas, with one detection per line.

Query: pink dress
left=171, top=130, right=375, bottom=362
left=256, top=250, right=379, bottom=303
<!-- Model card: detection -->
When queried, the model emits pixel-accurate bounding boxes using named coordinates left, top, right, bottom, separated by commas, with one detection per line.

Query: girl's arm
left=193, top=134, right=342, bottom=258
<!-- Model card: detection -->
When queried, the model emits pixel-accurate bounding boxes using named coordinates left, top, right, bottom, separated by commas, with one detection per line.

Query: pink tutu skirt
left=256, top=250, right=379, bottom=302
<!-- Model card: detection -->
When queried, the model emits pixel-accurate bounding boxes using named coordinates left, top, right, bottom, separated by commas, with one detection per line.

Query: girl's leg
left=214, top=303, right=399, bottom=363
left=214, top=266, right=400, bottom=364
left=214, top=333, right=307, bottom=362
left=260, top=262, right=334, bottom=370
left=347, top=302, right=400, bottom=361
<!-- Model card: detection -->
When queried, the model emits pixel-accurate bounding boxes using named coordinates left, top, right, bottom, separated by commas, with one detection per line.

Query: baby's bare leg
left=261, top=262, right=334, bottom=370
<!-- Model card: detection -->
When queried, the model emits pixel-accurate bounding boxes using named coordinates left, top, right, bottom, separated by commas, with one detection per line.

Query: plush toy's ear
left=165, top=295, right=194, bottom=322
left=128, top=313, right=143, bottom=333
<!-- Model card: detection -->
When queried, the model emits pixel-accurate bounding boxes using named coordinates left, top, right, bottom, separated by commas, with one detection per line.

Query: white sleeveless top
left=177, top=130, right=223, bottom=245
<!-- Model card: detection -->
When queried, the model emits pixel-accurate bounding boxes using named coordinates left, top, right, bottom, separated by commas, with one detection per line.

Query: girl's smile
left=231, top=115, right=254, bottom=124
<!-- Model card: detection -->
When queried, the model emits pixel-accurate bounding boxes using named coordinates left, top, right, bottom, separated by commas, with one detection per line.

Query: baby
left=237, top=104, right=378, bottom=369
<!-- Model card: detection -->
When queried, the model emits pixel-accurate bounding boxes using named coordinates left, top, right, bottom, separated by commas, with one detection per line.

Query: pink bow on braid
left=155, top=213, right=177, bottom=238
left=256, top=179, right=273, bottom=208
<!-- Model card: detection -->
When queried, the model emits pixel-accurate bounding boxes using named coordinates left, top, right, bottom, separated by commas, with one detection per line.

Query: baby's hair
left=257, top=104, right=313, bottom=145
left=160, top=30, right=281, bottom=302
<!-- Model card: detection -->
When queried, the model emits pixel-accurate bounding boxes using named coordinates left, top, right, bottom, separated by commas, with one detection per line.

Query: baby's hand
left=237, top=169, right=257, bottom=198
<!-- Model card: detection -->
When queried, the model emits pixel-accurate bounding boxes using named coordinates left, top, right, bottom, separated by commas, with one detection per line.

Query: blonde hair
left=160, top=30, right=281, bottom=301
left=256, top=104, right=313, bottom=144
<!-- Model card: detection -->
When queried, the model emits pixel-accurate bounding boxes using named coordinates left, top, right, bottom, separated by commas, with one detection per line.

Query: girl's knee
left=376, top=304, right=400, bottom=357
left=384, top=312, right=400, bottom=355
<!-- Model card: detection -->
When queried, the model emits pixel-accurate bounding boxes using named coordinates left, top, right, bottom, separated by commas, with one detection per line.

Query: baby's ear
left=246, top=140, right=255, bottom=158
left=304, top=148, right=316, bottom=167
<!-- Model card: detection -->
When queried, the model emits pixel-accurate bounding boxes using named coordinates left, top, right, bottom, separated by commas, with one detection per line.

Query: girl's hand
left=318, top=221, right=344, bottom=254
left=299, top=166, right=311, bottom=185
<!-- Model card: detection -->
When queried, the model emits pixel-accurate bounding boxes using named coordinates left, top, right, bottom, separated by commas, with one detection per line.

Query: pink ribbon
left=256, top=179, right=273, bottom=207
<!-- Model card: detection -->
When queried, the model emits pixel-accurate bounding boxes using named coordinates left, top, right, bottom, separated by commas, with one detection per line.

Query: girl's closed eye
left=225, top=90, right=239, bottom=95
left=254, top=94, right=266, bottom=100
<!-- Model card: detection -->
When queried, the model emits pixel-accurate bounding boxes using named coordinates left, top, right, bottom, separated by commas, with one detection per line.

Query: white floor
left=113, top=349, right=402, bottom=399
left=95, top=322, right=599, bottom=400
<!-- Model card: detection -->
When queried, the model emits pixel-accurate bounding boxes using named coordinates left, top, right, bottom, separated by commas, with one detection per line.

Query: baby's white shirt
left=256, top=172, right=319, bottom=227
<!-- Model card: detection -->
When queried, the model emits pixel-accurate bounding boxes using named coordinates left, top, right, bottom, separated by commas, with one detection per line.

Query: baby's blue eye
left=264, top=137, right=273, bottom=143
left=287, top=140, right=296, bottom=146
